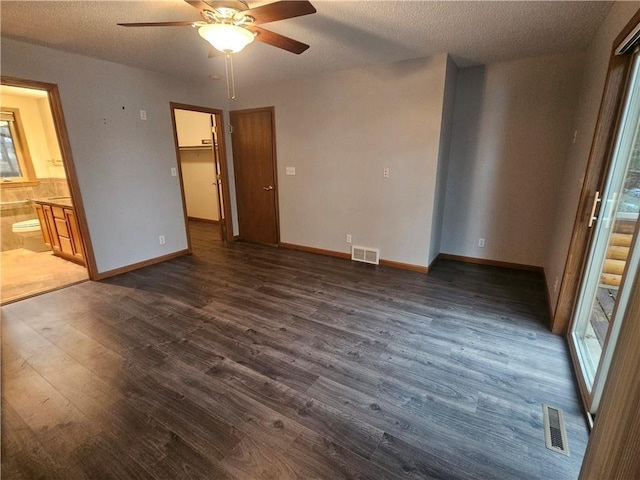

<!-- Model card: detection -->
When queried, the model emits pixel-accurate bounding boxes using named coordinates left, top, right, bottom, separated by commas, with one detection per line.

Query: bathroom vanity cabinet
left=34, top=198, right=85, bottom=266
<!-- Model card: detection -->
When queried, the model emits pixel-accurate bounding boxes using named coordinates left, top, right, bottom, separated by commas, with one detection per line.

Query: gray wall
left=1, top=38, right=227, bottom=273
left=5, top=1, right=636, bottom=288
left=545, top=1, right=640, bottom=313
left=441, top=52, right=584, bottom=267
left=429, top=55, right=458, bottom=265
left=230, top=55, right=450, bottom=268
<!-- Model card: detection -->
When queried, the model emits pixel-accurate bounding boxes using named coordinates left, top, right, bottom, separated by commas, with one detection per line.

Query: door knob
left=262, top=185, right=274, bottom=191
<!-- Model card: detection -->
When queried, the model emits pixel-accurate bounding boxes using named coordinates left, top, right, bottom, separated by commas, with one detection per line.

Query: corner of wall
left=428, top=54, right=459, bottom=264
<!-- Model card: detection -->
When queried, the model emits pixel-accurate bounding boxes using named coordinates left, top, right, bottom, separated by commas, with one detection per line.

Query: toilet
left=12, top=219, right=50, bottom=252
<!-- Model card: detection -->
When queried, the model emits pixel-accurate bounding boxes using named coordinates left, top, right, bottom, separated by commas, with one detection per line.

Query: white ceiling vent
left=351, top=246, right=379, bottom=265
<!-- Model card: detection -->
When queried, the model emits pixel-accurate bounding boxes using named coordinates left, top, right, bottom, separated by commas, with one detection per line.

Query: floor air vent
left=351, top=246, right=379, bottom=265
left=542, top=404, right=569, bottom=456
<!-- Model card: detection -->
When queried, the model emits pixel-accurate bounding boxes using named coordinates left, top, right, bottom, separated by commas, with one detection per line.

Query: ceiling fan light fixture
left=198, top=23, right=254, bottom=53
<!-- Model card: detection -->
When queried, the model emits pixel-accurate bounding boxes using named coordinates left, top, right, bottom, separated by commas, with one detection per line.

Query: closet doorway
left=170, top=103, right=233, bottom=246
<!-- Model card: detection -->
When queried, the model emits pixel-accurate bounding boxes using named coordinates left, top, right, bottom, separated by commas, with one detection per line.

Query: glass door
left=570, top=50, right=640, bottom=414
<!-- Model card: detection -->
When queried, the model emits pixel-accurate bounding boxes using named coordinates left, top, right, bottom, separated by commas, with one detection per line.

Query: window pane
left=0, top=120, right=22, bottom=178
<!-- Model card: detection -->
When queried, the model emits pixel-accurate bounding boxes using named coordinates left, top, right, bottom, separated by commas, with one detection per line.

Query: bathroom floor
left=0, top=249, right=88, bottom=305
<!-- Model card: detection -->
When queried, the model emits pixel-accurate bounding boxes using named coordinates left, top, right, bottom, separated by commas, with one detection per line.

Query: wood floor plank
left=272, top=429, right=403, bottom=480
left=14, top=311, right=128, bottom=385
left=217, top=433, right=299, bottom=479
left=187, top=320, right=320, bottom=394
left=2, top=311, right=240, bottom=479
left=200, top=351, right=385, bottom=459
left=1, top=400, right=69, bottom=480
left=121, top=342, right=310, bottom=452
left=306, top=376, right=541, bottom=479
left=0, top=222, right=589, bottom=479
left=371, top=431, right=473, bottom=480
left=69, top=432, right=155, bottom=480
left=117, top=361, right=245, bottom=461
left=1, top=348, right=102, bottom=479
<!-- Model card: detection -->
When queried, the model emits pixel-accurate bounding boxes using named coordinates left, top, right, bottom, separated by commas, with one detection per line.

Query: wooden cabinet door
left=42, top=204, right=61, bottom=252
left=34, top=202, right=85, bottom=266
left=34, top=204, right=51, bottom=247
left=64, top=208, right=84, bottom=260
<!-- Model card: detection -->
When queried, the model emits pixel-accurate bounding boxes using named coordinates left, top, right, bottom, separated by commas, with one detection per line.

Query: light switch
left=286, top=167, right=296, bottom=176
left=140, top=110, right=147, bottom=121
left=171, top=167, right=177, bottom=177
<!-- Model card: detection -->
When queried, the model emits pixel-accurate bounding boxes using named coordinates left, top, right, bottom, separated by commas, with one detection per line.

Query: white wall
left=441, top=52, right=584, bottom=267
left=1, top=38, right=227, bottom=273
left=429, top=55, right=458, bottom=265
left=38, top=97, right=64, bottom=177
left=545, top=2, right=640, bottom=313
left=230, top=55, right=449, bottom=267
left=1, top=93, right=64, bottom=179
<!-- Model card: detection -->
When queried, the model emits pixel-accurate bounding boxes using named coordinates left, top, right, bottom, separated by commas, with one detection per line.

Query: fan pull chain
left=224, top=51, right=236, bottom=100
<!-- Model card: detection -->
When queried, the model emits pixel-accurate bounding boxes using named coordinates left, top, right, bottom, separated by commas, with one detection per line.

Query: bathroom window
left=0, top=108, right=36, bottom=185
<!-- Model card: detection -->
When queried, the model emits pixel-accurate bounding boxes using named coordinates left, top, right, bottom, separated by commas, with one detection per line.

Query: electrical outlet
left=478, top=238, right=485, bottom=248
left=140, top=110, right=147, bottom=121
left=346, top=234, right=352, bottom=244
left=383, top=168, right=390, bottom=178
left=159, top=235, right=165, bottom=245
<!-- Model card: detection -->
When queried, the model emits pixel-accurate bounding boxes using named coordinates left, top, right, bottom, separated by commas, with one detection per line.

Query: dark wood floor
left=1, top=222, right=588, bottom=479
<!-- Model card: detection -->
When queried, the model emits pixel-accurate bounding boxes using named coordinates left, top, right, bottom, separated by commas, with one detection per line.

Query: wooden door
left=230, top=107, right=279, bottom=245
left=211, top=114, right=227, bottom=241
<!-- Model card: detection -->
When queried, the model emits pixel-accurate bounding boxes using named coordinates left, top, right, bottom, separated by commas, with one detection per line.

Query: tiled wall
left=0, top=178, right=70, bottom=251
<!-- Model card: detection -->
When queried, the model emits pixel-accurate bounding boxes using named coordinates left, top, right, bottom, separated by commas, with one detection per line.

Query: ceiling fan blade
left=118, top=21, right=198, bottom=27
left=184, top=0, right=213, bottom=10
left=247, top=25, right=309, bottom=54
left=244, top=1, right=316, bottom=25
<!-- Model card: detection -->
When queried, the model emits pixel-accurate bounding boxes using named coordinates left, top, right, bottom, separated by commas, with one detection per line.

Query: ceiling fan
left=118, top=0, right=316, bottom=56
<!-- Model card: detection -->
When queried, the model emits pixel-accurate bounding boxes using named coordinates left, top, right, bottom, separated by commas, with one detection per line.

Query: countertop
left=34, top=197, right=74, bottom=208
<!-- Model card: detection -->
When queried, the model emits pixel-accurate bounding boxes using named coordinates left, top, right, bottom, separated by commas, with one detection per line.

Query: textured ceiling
left=1, top=1, right=613, bottom=87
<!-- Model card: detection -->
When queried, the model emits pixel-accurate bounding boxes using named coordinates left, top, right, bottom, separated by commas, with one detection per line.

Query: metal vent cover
left=543, top=404, right=569, bottom=456
left=351, top=246, right=379, bottom=265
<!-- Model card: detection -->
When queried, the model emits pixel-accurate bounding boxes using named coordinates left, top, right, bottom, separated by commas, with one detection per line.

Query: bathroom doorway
left=170, top=103, right=233, bottom=246
left=0, top=77, right=92, bottom=304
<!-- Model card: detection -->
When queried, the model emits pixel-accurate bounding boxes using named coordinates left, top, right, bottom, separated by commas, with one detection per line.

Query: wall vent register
left=542, top=404, right=570, bottom=456
left=351, top=246, right=380, bottom=265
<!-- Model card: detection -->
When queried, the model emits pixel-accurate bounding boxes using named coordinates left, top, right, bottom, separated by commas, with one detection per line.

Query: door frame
left=1, top=75, right=98, bottom=280
left=570, top=48, right=640, bottom=415
left=169, top=102, right=234, bottom=245
left=229, top=106, right=281, bottom=245
left=552, top=9, right=640, bottom=335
